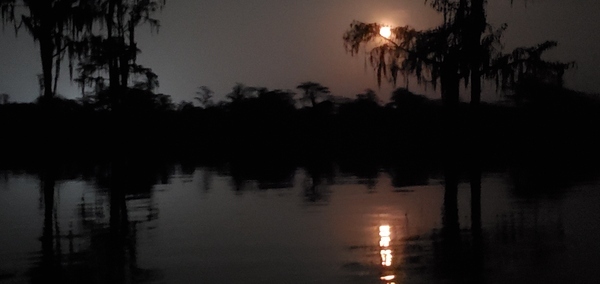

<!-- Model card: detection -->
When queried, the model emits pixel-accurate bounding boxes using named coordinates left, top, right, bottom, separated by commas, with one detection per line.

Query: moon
left=379, top=26, right=391, bottom=39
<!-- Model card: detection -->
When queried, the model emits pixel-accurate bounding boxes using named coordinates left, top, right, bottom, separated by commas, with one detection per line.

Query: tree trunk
left=39, top=29, right=55, bottom=99
left=470, top=71, right=481, bottom=105
left=469, top=0, right=486, bottom=106
left=310, top=94, right=317, bottom=107
left=441, top=54, right=460, bottom=109
left=117, top=3, right=129, bottom=89
left=107, top=1, right=120, bottom=92
left=31, top=0, right=56, bottom=100
left=119, top=37, right=129, bottom=88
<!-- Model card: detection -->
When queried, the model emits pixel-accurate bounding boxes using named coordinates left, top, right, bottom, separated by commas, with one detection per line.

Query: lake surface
left=1, top=160, right=599, bottom=283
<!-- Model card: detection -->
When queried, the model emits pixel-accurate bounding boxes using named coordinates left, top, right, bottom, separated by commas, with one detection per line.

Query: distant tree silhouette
left=177, top=100, right=195, bottom=112
left=296, top=81, right=330, bottom=107
left=132, top=65, right=159, bottom=91
left=256, top=88, right=296, bottom=110
left=387, top=88, right=430, bottom=109
left=339, top=89, right=382, bottom=119
left=0, top=93, right=9, bottom=104
left=355, top=88, right=381, bottom=105
left=195, top=85, right=214, bottom=108
left=226, top=83, right=255, bottom=104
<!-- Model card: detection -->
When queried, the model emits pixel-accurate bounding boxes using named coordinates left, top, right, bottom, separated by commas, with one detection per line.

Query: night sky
left=1, top=0, right=599, bottom=103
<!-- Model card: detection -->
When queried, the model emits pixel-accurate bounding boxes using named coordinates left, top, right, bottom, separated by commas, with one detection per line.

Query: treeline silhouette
left=1, top=83, right=599, bottom=167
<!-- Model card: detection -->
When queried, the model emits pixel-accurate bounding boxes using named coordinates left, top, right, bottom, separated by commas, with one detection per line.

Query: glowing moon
left=379, top=26, right=392, bottom=39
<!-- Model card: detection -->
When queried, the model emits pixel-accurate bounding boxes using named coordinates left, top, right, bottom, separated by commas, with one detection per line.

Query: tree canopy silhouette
left=195, top=85, right=214, bottom=108
left=226, top=83, right=256, bottom=104
left=1, top=0, right=96, bottom=99
left=296, top=81, right=331, bottom=107
left=75, top=0, right=165, bottom=109
left=1, top=0, right=165, bottom=107
left=342, top=0, right=574, bottom=108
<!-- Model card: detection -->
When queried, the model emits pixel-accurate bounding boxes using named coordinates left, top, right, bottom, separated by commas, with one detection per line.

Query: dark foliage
left=1, top=84, right=599, bottom=169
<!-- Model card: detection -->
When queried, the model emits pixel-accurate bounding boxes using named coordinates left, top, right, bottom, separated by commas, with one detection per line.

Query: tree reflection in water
left=302, top=161, right=334, bottom=204
left=2, top=154, right=589, bottom=283
left=29, top=159, right=164, bottom=283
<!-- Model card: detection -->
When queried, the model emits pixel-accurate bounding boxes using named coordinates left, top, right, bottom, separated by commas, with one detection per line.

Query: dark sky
left=1, top=0, right=599, bottom=103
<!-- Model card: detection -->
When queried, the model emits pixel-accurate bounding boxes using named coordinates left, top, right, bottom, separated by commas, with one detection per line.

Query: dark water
left=1, top=161, right=599, bottom=284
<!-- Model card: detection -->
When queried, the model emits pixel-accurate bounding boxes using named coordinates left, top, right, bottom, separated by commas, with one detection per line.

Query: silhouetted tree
left=1, top=0, right=165, bottom=105
left=177, top=100, right=195, bottom=112
left=344, top=20, right=462, bottom=107
left=465, top=0, right=485, bottom=105
left=296, top=81, right=330, bottom=107
left=132, top=65, right=159, bottom=91
left=256, top=88, right=296, bottom=111
left=195, top=85, right=214, bottom=108
left=73, top=0, right=165, bottom=107
left=338, top=89, right=382, bottom=119
left=355, top=88, right=380, bottom=105
left=387, top=88, right=429, bottom=108
left=1, top=0, right=95, bottom=99
left=343, top=0, right=573, bottom=108
left=226, top=83, right=255, bottom=104
left=0, top=93, right=9, bottom=104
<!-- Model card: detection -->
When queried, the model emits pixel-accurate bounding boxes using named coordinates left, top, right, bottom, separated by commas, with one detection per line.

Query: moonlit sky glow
left=1, top=0, right=599, bottom=103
